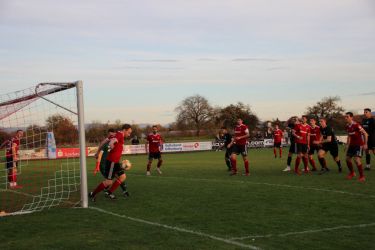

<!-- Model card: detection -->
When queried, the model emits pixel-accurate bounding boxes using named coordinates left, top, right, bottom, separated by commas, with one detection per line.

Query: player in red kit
left=272, top=124, right=283, bottom=158
left=308, top=117, right=320, bottom=171
left=145, top=125, right=164, bottom=176
left=89, top=124, right=132, bottom=201
left=344, top=112, right=368, bottom=182
left=293, top=115, right=311, bottom=174
left=229, top=118, right=250, bottom=176
left=1, top=130, right=24, bottom=188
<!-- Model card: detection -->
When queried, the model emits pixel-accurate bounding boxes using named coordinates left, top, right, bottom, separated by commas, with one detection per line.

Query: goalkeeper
left=94, top=128, right=130, bottom=197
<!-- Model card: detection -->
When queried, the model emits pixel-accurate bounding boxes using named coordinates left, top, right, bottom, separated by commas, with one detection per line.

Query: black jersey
left=320, top=126, right=337, bottom=145
left=362, top=117, right=375, bottom=138
left=288, top=123, right=295, bottom=144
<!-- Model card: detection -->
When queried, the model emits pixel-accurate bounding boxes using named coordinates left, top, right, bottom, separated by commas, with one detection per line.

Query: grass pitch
left=1, top=148, right=375, bottom=250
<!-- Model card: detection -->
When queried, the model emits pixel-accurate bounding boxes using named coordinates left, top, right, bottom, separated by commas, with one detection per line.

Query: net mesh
left=0, top=83, right=82, bottom=215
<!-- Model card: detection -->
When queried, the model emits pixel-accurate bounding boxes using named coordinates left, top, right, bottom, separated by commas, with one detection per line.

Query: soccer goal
left=0, top=81, right=87, bottom=216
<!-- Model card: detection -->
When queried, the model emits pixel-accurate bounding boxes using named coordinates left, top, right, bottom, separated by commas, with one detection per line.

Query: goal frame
left=0, top=80, right=88, bottom=211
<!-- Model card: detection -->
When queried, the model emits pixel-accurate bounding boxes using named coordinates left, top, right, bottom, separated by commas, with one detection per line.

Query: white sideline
left=230, top=222, right=375, bottom=240
left=89, top=206, right=260, bottom=250
left=129, top=174, right=375, bottom=199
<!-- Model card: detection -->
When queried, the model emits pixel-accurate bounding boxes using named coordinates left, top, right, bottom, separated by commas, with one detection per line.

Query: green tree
left=216, top=102, right=259, bottom=130
left=46, top=114, right=78, bottom=145
left=0, top=129, right=9, bottom=145
left=306, top=96, right=345, bottom=130
left=25, top=124, right=47, bottom=149
left=85, top=121, right=109, bottom=145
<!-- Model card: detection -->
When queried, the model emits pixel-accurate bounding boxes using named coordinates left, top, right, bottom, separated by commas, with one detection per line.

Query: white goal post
left=0, top=81, right=87, bottom=215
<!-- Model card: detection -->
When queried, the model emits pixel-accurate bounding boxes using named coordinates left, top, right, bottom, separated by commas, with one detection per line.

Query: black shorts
left=231, top=144, right=248, bottom=156
left=104, top=160, right=124, bottom=180
left=5, top=157, right=17, bottom=169
left=346, top=145, right=363, bottom=158
left=308, top=145, right=321, bottom=155
left=321, top=143, right=339, bottom=158
left=367, top=136, right=375, bottom=150
left=289, top=143, right=297, bottom=154
left=274, top=142, right=282, bottom=148
left=148, top=152, right=162, bottom=160
left=225, top=149, right=232, bottom=159
left=296, top=143, right=308, bottom=154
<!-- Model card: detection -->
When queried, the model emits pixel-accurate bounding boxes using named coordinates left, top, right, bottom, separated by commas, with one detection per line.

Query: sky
left=0, top=0, right=374, bottom=125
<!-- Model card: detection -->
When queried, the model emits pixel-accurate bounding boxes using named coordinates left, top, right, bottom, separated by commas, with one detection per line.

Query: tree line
left=0, top=95, right=350, bottom=146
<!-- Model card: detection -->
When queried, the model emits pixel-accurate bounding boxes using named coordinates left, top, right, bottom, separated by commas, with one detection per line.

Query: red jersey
left=309, top=126, right=321, bottom=145
left=346, top=122, right=364, bottom=146
left=294, top=123, right=310, bottom=145
left=5, top=137, right=20, bottom=158
left=107, top=131, right=124, bottom=163
left=273, top=129, right=283, bottom=143
left=234, top=124, right=249, bottom=146
left=147, top=133, right=163, bottom=153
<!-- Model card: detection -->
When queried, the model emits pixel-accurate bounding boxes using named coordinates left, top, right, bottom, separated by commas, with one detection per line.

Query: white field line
left=128, top=174, right=375, bottom=199
left=89, top=206, right=260, bottom=250
left=230, top=222, right=375, bottom=240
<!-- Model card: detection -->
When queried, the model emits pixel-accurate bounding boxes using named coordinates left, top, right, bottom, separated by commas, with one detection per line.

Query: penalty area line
left=230, top=222, right=375, bottom=240
left=89, top=206, right=260, bottom=250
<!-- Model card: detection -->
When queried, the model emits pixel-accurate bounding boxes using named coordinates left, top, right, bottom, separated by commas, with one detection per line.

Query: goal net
left=0, top=81, right=87, bottom=216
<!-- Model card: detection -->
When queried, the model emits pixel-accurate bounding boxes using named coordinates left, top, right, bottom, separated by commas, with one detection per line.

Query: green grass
left=1, top=147, right=375, bottom=250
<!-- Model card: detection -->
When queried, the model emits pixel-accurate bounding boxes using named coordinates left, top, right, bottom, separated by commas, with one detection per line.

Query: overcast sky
left=1, top=0, right=374, bottom=124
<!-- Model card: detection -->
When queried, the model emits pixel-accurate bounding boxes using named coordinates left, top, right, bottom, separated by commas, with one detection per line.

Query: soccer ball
left=121, top=159, right=132, bottom=171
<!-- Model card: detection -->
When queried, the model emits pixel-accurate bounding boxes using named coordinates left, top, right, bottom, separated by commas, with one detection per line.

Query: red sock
left=346, top=160, right=354, bottom=174
left=93, top=182, right=106, bottom=196
left=13, top=170, right=17, bottom=183
left=295, top=158, right=301, bottom=171
left=147, top=163, right=151, bottom=171
left=309, top=158, right=317, bottom=170
left=231, top=158, right=237, bottom=173
left=273, top=148, right=277, bottom=157
left=109, top=179, right=122, bottom=193
left=157, top=160, right=163, bottom=168
left=357, top=164, right=364, bottom=178
left=244, top=160, right=249, bottom=174
left=303, top=157, right=309, bottom=170
left=279, top=148, right=282, bottom=157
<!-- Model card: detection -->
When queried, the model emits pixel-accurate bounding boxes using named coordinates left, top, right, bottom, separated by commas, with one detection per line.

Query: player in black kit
left=220, top=127, right=233, bottom=171
left=317, top=118, right=342, bottom=174
left=362, top=108, right=375, bottom=171
left=283, top=116, right=298, bottom=172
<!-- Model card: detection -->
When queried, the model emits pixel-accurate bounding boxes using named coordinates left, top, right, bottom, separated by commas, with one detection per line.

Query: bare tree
left=175, top=95, right=214, bottom=137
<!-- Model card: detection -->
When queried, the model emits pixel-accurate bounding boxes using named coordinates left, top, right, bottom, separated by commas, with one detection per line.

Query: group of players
left=1, top=109, right=374, bottom=200
left=219, top=109, right=374, bottom=182
left=89, top=124, right=164, bottom=201
left=274, top=109, right=374, bottom=182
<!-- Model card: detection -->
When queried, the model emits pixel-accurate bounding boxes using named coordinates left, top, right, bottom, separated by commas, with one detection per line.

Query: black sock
left=336, top=160, right=342, bottom=168
left=225, top=158, right=231, bottom=169
left=318, top=157, right=326, bottom=170
left=366, top=154, right=371, bottom=165
left=120, top=182, right=127, bottom=192
left=287, top=156, right=292, bottom=166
